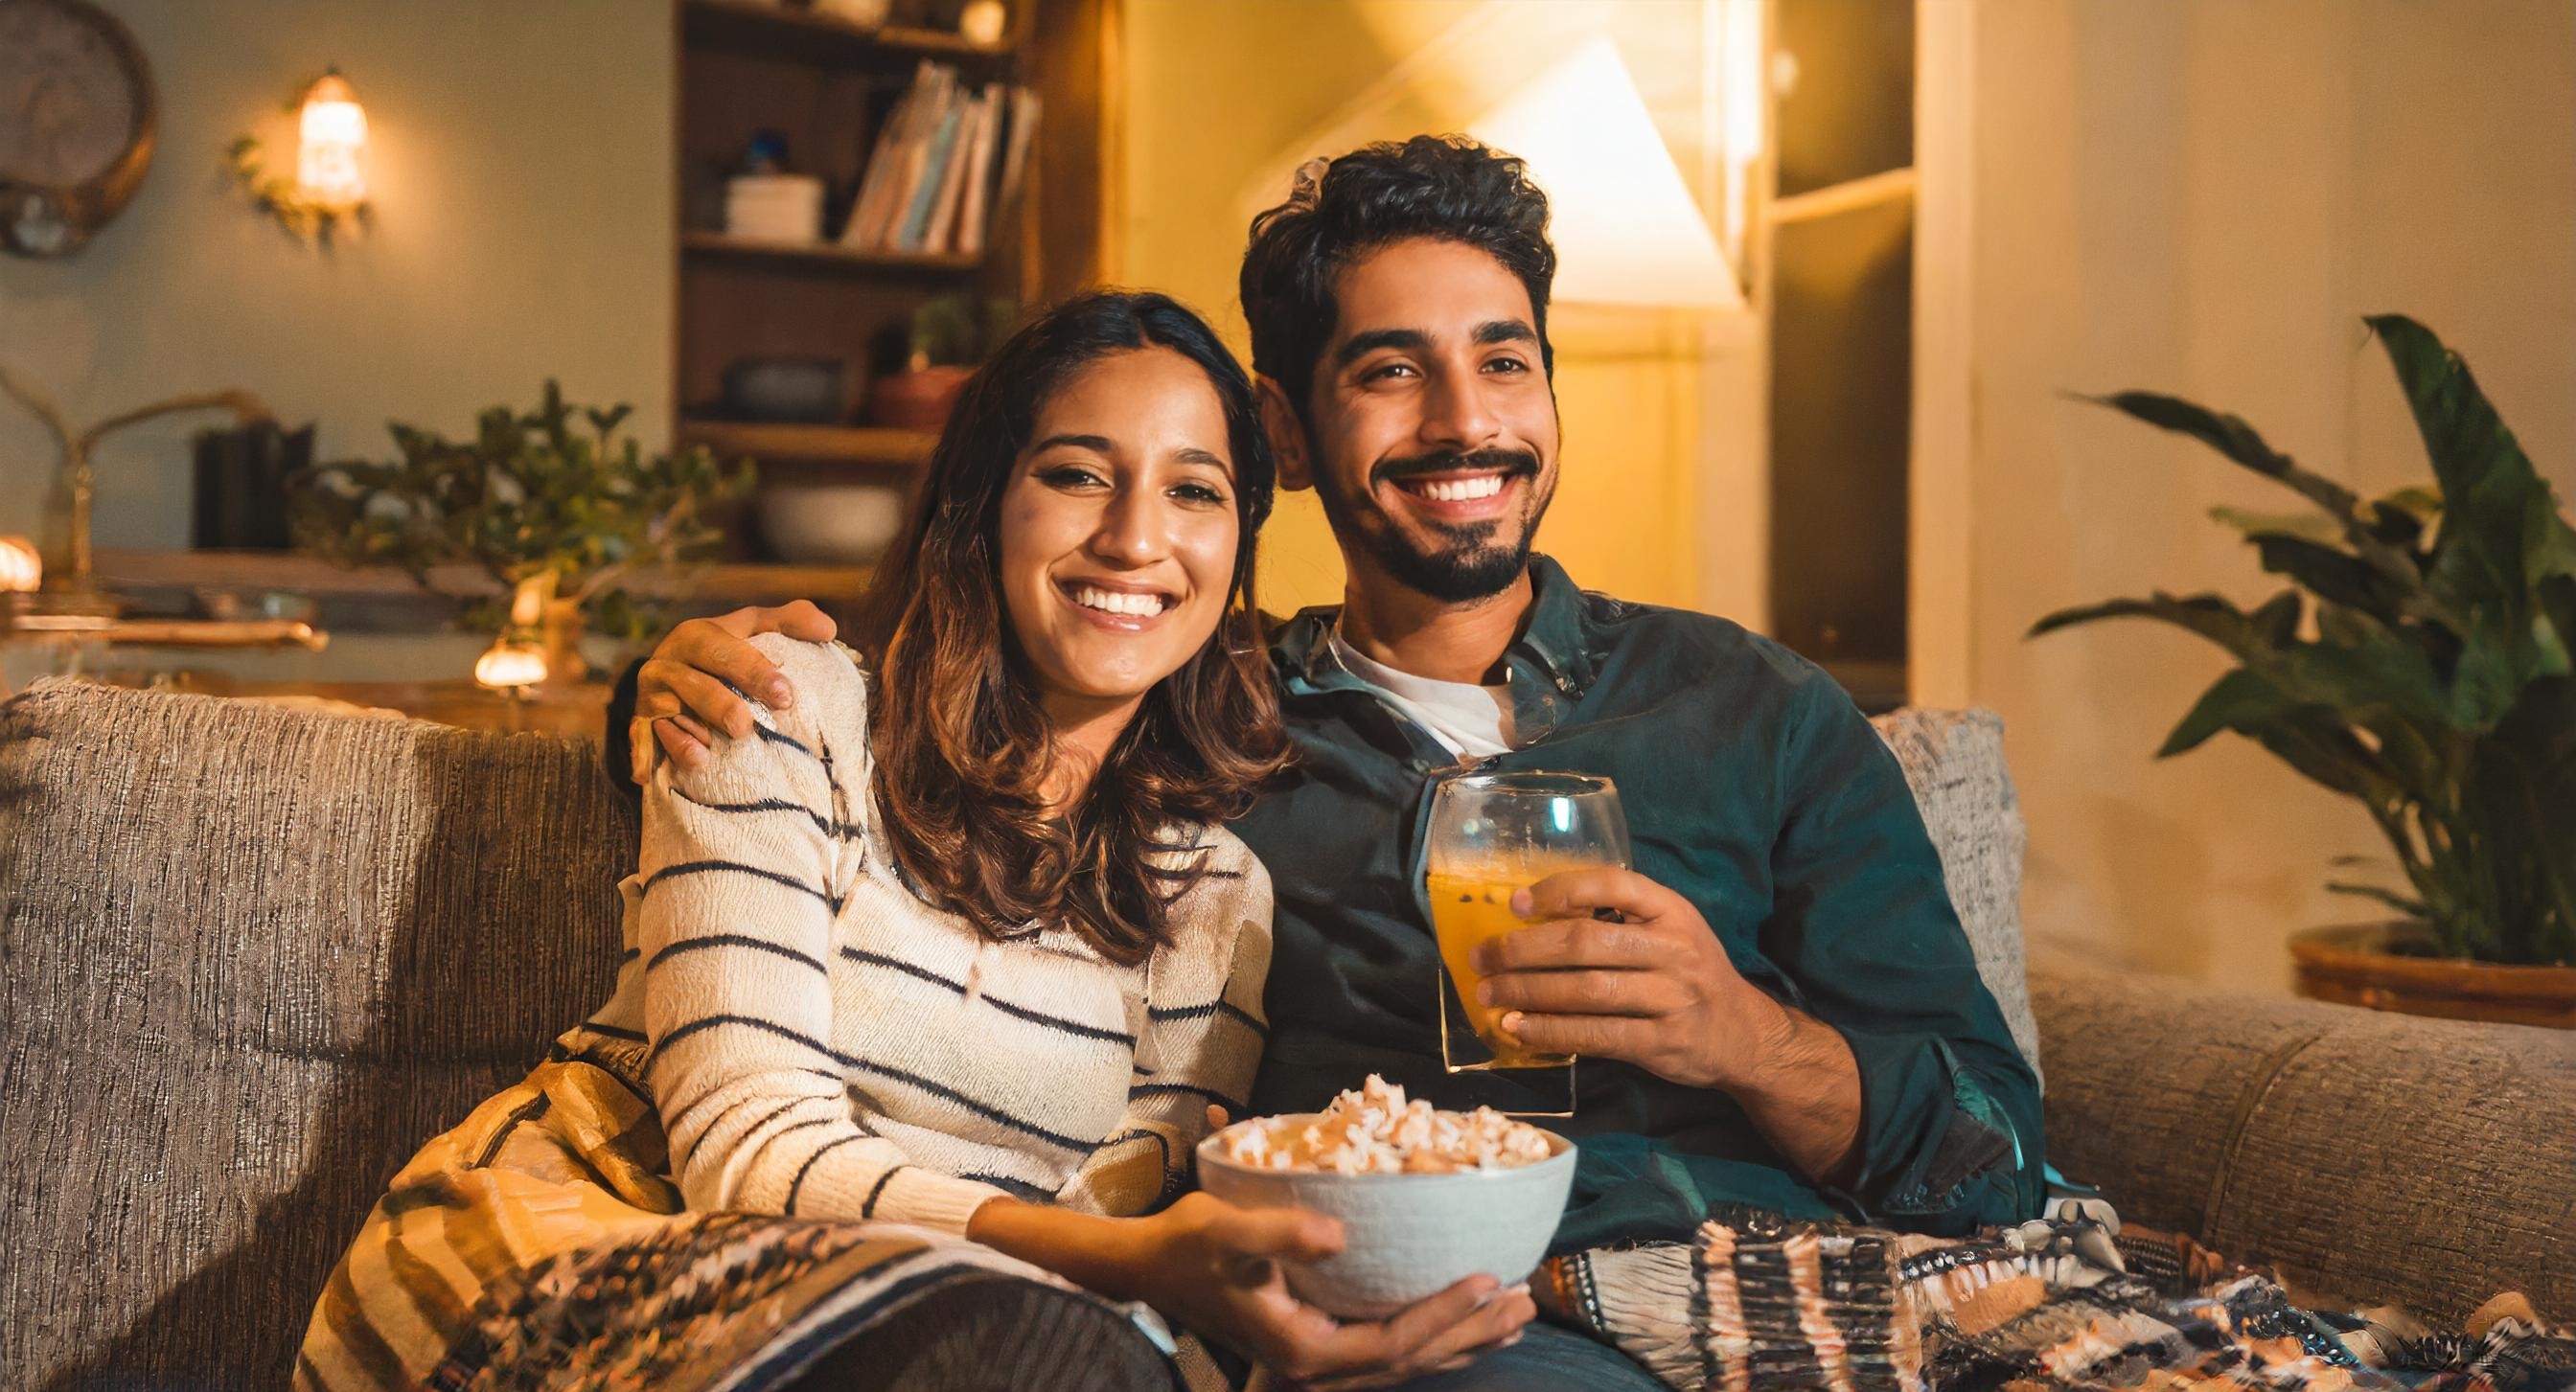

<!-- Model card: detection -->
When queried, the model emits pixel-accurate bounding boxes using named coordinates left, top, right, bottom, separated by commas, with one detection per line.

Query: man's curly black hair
left=1238, top=134, right=1557, bottom=421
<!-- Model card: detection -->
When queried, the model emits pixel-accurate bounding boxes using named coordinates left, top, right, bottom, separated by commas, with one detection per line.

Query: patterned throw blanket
left=1539, top=1208, right=2574, bottom=1392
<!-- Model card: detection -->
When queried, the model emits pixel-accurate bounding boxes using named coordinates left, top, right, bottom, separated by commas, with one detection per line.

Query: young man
left=616, top=137, right=2041, bottom=1390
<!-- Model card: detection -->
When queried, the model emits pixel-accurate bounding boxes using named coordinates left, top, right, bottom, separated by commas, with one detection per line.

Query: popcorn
left=1219, top=1074, right=1555, bottom=1175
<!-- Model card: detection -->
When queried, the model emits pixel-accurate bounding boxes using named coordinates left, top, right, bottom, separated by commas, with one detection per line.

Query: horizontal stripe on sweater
left=838, top=947, right=1134, bottom=1045
left=642, top=859, right=843, bottom=912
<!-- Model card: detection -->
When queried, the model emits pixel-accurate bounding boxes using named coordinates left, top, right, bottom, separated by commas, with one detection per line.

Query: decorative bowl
left=721, top=356, right=853, bottom=425
left=1193, top=1118, right=1577, bottom=1319
left=754, top=481, right=906, bottom=564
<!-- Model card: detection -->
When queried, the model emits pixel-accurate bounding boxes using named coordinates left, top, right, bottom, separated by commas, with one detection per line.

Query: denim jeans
left=1388, top=1322, right=1663, bottom=1391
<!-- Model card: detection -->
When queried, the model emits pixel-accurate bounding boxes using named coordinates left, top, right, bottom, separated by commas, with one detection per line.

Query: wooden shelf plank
left=93, top=550, right=875, bottom=604
left=680, top=419, right=937, bottom=467
left=681, top=231, right=982, bottom=274
left=681, top=1, right=1015, bottom=68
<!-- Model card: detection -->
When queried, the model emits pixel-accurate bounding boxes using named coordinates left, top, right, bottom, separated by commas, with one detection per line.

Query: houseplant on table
left=290, top=380, right=752, bottom=683
left=2033, top=314, right=2576, bottom=1026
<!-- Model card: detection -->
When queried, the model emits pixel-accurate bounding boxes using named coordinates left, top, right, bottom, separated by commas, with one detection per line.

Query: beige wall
left=0, top=0, right=673, bottom=558
left=1924, top=0, right=2576, bottom=990
left=1116, top=0, right=1764, bottom=621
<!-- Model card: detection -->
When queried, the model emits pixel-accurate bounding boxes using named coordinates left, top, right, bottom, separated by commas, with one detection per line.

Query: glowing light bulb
left=297, top=70, right=368, bottom=211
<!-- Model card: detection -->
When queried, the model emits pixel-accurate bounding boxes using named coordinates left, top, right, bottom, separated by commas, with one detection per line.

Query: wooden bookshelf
left=93, top=549, right=876, bottom=605
left=675, top=0, right=1107, bottom=561
left=680, top=419, right=936, bottom=467
left=681, top=230, right=981, bottom=274
left=681, top=0, right=1019, bottom=67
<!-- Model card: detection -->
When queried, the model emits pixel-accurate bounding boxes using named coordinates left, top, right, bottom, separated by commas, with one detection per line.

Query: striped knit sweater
left=583, top=634, right=1273, bottom=1232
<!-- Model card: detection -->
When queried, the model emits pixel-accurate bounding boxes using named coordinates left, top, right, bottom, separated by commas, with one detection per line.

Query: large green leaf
left=2248, top=534, right=2404, bottom=621
left=2092, top=391, right=2359, bottom=518
left=2029, top=590, right=2299, bottom=660
left=2369, top=314, right=2576, bottom=615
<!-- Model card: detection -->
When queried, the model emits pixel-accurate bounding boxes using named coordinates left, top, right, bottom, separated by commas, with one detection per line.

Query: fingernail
left=1499, top=1011, right=1525, bottom=1039
left=768, top=682, right=792, bottom=706
left=1509, top=889, right=1534, bottom=916
left=1500, top=1330, right=1525, bottom=1348
left=1474, top=981, right=1496, bottom=1006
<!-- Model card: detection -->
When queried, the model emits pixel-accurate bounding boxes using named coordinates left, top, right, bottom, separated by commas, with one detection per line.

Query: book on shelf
left=838, top=62, right=1038, bottom=258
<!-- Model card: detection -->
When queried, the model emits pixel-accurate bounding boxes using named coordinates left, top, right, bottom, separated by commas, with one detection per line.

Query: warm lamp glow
left=297, top=70, right=369, bottom=211
left=0, top=536, right=39, bottom=593
left=474, top=640, right=548, bottom=692
left=1468, top=38, right=1744, bottom=309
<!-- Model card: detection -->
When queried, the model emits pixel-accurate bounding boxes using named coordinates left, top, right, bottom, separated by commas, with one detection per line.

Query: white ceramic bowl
left=755, top=482, right=906, bottom=564
left=1193, top=1118, right=1577, bottom=1319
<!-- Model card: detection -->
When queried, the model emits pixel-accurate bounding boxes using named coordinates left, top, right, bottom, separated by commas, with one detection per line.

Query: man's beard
left=1315, top=446, right=1548, bottom=603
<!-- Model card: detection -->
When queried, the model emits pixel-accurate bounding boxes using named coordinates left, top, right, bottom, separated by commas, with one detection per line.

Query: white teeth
left=1072, top=586, right=1167, bottom=617
left=1414, top=474, right=1506, bottom=503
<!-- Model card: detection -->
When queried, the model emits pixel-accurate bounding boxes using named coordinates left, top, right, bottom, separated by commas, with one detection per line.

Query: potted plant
left=290, top=381, right=753, bottom=681
left=2033, top=314, right=2576, bottom=1027
left=868, top=292, right=1014, bottom=432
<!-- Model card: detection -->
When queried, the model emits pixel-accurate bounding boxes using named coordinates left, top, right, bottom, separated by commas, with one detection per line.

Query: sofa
left=1, top=680, right=2567, bottom=1390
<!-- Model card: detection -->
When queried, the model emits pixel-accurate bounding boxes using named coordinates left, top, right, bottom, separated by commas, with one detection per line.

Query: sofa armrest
left=2026, top=943, right=2575, bottom=1323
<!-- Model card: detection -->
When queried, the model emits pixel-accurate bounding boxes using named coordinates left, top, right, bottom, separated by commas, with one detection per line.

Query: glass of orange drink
left=1425, top=772, right=1630, bottom=1087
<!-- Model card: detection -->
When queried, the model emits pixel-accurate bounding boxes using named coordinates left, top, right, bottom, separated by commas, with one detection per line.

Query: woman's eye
left=1172, top=482, right=1229, bottom=505
left=1040, top=465, right=1108, bottom=490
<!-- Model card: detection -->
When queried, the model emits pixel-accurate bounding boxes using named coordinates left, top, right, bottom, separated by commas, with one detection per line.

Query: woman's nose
left=1087, top=489, right=1168, bottom=566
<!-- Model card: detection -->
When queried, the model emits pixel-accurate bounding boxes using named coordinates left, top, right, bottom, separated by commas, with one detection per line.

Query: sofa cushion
left=0, top=681, right=633, bottom=1391
left=1871, top=707, right=2041, bottom=1084
left=2028, top=945, right=2574, bottom=1322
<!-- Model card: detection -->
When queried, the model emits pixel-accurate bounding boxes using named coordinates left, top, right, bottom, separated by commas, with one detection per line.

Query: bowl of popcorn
left=1194, top=1075, right=1576, bottom=1318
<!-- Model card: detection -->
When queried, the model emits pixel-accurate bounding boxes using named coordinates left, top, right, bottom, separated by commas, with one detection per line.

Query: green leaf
left=2211, top=506, right=2339, bottom=544
left=2029, top=590, right=2299, bottom=661
left=2091, top=391, right=2360, bottom=520
left=2159, top=669, right=2293, bottom=757
left=2326, top=881, right=2430, bottom=920
left=2249, top=534, right=2402, bottom=621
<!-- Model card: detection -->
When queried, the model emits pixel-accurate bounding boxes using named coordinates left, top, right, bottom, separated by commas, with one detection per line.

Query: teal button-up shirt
left=1233, top=557, right=2043, bottom=1249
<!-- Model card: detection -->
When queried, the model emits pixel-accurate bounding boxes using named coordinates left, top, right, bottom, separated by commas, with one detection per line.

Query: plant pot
left=868, top=365, right=973, bottom=433
left=2288, top=923, right=2576, bottom=1029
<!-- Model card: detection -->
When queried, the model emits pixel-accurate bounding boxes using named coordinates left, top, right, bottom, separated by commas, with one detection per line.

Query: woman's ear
left=1254, top=377, right=1313, bottom=492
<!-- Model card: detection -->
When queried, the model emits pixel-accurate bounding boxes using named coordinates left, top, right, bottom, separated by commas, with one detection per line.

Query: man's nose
left=1417, top=364, right=1501, bottom=451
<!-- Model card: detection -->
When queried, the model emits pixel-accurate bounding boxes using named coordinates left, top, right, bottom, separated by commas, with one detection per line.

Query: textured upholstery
left=0, top=681, right=634, bottom=1391
left=3, top=681, right=2568, bottom=1389
left=2029, top=944, right=2575, bottom=1323
left=1870, top=707, right=2042, bottom=1084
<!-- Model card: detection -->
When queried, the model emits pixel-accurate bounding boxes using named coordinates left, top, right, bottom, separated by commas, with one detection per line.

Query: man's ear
left=1255, top=377, right=1314, bottom=492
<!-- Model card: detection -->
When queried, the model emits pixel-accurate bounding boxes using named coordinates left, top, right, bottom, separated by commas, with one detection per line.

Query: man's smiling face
left=1286, top=236, right=1561, bottom=603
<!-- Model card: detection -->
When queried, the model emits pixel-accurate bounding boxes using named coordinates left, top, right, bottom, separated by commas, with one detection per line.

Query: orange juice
left=1426, top=867, right=1569, bottom=1068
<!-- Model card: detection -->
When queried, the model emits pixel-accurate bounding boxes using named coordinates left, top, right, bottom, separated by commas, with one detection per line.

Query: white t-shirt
left=1328, top=628, right=1517, bottom=758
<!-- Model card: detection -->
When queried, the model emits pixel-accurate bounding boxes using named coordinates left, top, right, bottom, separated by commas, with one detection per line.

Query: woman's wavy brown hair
left=851, top=290, right=1290, bottom=966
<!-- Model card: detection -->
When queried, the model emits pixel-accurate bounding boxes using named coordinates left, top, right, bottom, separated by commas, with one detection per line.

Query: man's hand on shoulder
left=629, top=601, right=837, bottom=782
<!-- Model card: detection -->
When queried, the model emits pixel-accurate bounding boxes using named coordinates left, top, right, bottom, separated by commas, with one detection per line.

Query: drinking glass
left=1425, top=772, right=1630, bottom=1104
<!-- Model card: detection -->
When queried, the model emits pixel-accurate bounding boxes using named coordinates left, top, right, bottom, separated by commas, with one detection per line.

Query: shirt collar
left=1271, top=554, right=1597, bottom=696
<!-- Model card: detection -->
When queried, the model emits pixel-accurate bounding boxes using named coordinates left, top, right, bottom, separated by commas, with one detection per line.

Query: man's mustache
left=1371, top=448, right=1542, bottom=489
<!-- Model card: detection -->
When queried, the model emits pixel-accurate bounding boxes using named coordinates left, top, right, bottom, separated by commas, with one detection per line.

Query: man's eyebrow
left=1332, top=328, right=1430, bottom=370
left=1474, top=319, right=1538, bottom=347
left=1029, top=433, right=1116, bottom=453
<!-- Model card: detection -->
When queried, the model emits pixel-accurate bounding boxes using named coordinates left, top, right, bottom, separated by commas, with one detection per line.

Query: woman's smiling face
left=997, top=346, right=1243, bottom=721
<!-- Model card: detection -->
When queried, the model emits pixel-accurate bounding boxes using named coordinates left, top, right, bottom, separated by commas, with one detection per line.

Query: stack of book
left=842, top=61, right=1039, bottom=257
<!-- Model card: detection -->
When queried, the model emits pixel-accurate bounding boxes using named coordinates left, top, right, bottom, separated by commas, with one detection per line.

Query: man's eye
left=1486, top=356, right=1528, bottom=374
left=1364, top=362, right=1417, bottom=382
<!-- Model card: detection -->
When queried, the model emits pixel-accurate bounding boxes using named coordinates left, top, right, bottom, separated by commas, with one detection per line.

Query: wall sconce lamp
left=229, top=67, right=372, bottom=244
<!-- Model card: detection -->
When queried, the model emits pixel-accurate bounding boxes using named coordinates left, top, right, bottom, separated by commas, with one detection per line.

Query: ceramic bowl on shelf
left=721, top=356, right=853, bottom=424
left=1193, top=1118, right=1577, bottom=1319
left=754, top=481, right=907, bottom=565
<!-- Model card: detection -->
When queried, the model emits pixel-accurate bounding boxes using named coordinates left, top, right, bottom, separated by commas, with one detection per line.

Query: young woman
left=296, top=291, right=1530, bottom=1392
